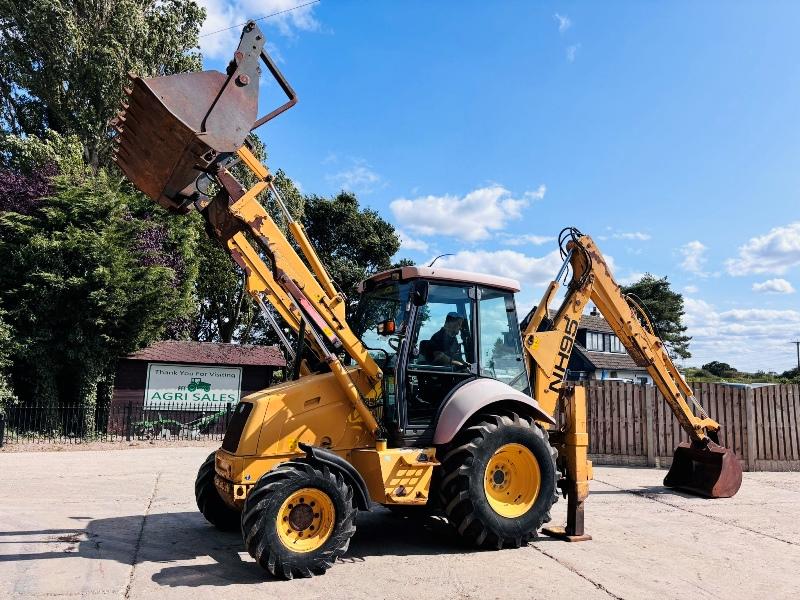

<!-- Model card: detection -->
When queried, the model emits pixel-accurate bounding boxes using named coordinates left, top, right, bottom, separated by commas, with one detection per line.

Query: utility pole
left=792, top=341, right=800, bottom=371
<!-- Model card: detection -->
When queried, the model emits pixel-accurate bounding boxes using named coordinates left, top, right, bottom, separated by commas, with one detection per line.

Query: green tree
left=781, top=367, right=800, bottom=382
left=0, top=310, right=15, bottom=406
left=0, top=134, right=199, bottom=423
left=621, top=274, right=691, bottom=360
left=702, top=361, right=738, bottom=378
left=302, top=191, right=401, bottom=319
left=0, top=0, right=205, bottom=166
left=193, top=174, right=402, bottom=343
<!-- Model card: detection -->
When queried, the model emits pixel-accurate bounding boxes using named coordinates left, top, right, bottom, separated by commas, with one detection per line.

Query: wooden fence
left=580, top=381, right=800, bottom=472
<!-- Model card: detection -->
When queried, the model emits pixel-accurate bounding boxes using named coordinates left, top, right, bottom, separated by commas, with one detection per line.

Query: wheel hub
left=288, top=502, right=314, bottom=531
left=491, top=468, right=507, bottom=487
left=484, top=443, right=541, bottom=518
left=276, top=488, right=335, bottom=553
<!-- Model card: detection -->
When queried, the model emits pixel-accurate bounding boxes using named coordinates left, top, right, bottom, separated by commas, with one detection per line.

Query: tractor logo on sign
left=186, top=377, right=211, bottom=393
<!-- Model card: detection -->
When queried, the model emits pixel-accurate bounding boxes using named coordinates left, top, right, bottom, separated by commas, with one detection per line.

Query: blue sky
left=195, top=1, right=800, bottom=373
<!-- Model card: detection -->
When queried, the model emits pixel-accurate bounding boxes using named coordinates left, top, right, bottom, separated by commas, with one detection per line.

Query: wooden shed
left=109, top=341, right=286, bottom=437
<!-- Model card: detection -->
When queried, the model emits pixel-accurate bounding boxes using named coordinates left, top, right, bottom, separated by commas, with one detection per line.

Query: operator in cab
left=423, top=312, right=468, bottom=368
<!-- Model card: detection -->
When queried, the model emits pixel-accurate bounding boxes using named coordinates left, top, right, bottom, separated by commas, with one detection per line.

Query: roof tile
left=124, top=340, right=286, bottom=367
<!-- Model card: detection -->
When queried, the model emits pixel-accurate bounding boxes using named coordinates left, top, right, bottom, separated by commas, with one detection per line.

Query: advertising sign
left=144, top=363, right=242, bottom=410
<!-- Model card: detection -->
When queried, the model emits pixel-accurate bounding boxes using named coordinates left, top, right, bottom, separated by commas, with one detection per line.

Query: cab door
left=476, top=286, right=529, bottom=392
left=403, top=283, right=477, bottom=442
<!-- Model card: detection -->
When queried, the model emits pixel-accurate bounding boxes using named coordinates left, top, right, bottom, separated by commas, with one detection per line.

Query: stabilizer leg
left=542, top=385, right=593, bottom=542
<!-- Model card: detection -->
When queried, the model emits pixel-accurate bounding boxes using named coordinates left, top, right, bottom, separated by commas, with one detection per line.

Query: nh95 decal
left=548, top=316, right=579, bottom=393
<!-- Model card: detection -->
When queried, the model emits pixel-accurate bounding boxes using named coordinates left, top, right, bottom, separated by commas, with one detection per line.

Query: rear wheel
left=438, top=411, right=558, bottom=548
left=241, top=460, right=357, bottom=579
left=195, top=452, right=240, bottom=531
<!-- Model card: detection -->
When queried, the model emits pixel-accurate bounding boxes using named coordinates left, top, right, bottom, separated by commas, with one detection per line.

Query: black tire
left=438, top=411, right=558, bottom=549
left=241, top=460, right=357, bottom=579
left=195, top=452, right=240, bottom=531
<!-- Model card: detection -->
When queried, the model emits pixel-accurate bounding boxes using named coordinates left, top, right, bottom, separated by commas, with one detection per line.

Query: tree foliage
left=302, top=191, right=401, bottom=319
left=193, top=160, right=403, bottom=343
left=0, top=310, right=15, bottom=406
left=0, top=0, right=205, bottom=166
left=0, top=133, right=199, bottom=411
left=701, top=361, right=737, bottom=378
left=621, top=273, right=691, bottom=360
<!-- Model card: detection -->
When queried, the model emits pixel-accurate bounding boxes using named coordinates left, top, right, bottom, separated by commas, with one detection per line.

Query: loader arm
left=112, top=21, right=384, bottom=436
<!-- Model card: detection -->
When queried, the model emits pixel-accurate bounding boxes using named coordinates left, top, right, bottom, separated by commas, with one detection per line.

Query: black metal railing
left=0, top=402, right=235, bottom=446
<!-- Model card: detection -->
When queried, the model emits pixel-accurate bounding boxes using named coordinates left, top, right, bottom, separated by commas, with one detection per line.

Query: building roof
left=577, top=312, right=614, bottom=334
left=527, top=308, right=616, bottom=334
left=573, top=343, right=643, bottom=371
left=359, top=266, right=520, bottom=293
left=125, top=341, right=286, bottom=367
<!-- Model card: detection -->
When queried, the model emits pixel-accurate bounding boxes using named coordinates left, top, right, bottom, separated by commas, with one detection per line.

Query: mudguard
left=298, top=442, right=371, bottom=510
left=433, top=378, right=556, bottom=445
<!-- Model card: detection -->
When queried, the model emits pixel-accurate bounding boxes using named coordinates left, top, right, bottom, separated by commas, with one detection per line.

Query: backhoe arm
left=529, top=229, right=741, bottom=530
left=523, top=228, right=719, bottom=444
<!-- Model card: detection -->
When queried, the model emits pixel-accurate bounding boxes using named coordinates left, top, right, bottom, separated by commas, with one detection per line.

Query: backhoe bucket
left=111, top=21, right=296, bottom=213
left=664, top=441, right=743, bottom=498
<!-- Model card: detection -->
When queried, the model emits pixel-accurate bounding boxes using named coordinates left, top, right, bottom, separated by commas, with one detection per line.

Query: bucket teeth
left=124, top=87, right=132, bottom=96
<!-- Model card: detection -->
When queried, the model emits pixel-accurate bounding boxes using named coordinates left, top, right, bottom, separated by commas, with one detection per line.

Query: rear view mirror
left=412, top=280, right=429, bottom=307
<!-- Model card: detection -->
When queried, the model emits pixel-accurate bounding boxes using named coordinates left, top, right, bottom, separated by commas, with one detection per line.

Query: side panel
left=433, top=378, right=556, bottom=445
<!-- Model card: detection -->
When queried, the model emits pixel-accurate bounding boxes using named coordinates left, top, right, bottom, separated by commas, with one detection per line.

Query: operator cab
left=354, top=266, right=528, bottom=447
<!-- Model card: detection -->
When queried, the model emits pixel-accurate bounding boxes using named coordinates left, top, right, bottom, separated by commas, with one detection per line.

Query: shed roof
left=125, top=341, right=285, bottom=367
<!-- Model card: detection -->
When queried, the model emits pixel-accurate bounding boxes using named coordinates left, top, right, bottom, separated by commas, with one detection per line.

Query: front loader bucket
left=664, top=441, right=743, bottom=498
left=111, top=21, right=296, bottom=213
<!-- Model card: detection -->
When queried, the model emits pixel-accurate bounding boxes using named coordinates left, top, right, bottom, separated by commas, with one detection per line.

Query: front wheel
left=195, top=452, right=240, bottom=531
left=241, top=460, right=357, bottom=579
left=438, top=411, right=558, bottom=549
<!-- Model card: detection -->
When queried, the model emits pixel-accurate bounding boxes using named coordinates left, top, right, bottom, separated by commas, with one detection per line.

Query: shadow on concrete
left=0, top=507, right=490, bottom=587
left=589, top=486, right=705, bottom=499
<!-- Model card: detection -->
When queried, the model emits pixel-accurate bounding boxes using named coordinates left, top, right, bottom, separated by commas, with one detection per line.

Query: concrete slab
left=1, top=447, right=799, bottom=599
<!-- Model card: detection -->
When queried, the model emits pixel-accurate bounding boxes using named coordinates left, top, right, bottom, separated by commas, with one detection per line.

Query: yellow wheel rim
left=276, top=488, right=335, bottom=553
left=484, top=443, right=541, bottom=518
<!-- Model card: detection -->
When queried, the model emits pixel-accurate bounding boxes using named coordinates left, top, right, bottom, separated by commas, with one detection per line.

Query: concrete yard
left=1, top=446, right=798, bottom=600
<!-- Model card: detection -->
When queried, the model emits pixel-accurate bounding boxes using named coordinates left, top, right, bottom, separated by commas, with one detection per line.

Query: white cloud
left=566, top=44, right=581, bottom=62
left=613, top=231, right=651, bottom=241
left=525, top=184, right=547, bottom=201
left=725, top=222, right=800, bottom=276
left=617, top=271, right=645, bottom=286
left=390, top=185, right=539, bottom=242
left=684, top=284, right=699, bottom=294
left=682, top=297, right=800, bottom=372
left=197, top=0, right=321, bottom=60
left=679, top=240, right=708, bottom=276
left=554, top=13, right=572, bottom=33
left=502, top=234, right=555, bottom=247
left=326, top=159, right=383, bottom=194
left=434, top=249, right=565, bottom=288
left=396, top=229, right=429, bottom=253
left=752, top=278, right=795, bottom=294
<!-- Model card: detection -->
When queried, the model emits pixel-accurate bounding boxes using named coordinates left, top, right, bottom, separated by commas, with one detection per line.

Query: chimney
left=590, top=305, right=599, bottom=316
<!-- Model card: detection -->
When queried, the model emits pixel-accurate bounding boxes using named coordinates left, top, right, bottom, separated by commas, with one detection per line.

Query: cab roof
left=358, top=266, right=521, bottom=293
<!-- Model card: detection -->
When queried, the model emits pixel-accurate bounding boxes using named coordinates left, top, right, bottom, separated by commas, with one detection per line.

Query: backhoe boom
left=523, top=228, right=743, bottom=503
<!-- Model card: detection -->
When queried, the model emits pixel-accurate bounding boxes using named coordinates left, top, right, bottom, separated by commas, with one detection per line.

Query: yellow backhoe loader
left=112, top=22, right=742, bottom=578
